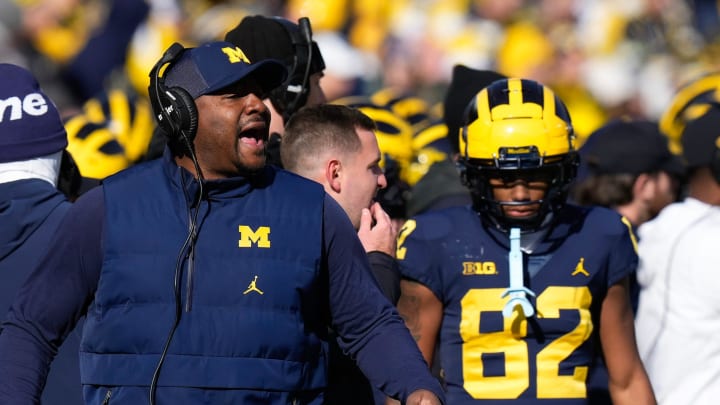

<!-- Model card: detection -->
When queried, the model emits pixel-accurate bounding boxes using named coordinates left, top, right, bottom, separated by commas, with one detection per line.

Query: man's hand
left=406, top=389, right=443, bottom=405
left=357, top=202, right=397, bottom=256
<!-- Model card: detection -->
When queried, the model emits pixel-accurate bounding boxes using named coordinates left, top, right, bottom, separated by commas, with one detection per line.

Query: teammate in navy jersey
left=395, top=78, right=655, bottom=404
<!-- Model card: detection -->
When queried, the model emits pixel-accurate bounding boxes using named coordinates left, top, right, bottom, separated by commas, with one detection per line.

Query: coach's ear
left=325, top=158, right=343, bottom=193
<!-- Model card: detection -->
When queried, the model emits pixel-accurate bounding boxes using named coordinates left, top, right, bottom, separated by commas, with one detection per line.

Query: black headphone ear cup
left=166, top=86, right=199, bottom=144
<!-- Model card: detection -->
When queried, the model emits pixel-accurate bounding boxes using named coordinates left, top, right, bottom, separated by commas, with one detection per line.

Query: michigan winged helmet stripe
left=460, top=78, right=575, bottom=162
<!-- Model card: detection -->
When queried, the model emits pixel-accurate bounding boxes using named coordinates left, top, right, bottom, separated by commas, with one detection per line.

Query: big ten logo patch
left=462, top=261, right=498, bottom=275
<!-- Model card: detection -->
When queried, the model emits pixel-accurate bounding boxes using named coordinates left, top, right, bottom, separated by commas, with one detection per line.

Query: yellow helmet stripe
left=543, top=84, right=556, bottom=121
left=507, top=78, right=523, bottom=109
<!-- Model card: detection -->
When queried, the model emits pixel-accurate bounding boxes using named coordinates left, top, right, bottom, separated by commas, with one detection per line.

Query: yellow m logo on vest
left=222, top=46, right=251, bottom=64
left=238, top=225, right=271, bottom=248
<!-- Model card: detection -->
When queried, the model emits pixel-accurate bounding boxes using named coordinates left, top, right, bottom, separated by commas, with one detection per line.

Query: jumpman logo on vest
left=243, top=275, right=264, bottom=295
left=572, top=258, right=590, bottom=277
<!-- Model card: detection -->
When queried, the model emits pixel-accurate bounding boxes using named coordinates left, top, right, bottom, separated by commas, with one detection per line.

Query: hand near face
left=357, top=202, right=397, bottom=256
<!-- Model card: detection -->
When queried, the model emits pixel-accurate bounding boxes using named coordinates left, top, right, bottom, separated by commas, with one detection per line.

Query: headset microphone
left=299, top=17, right=312, bottom=46
left=281, top=17, right=315, bottom=122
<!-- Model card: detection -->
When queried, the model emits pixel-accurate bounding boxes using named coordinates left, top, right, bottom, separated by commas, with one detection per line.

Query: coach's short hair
left=281, top=104, right=376, bottom=175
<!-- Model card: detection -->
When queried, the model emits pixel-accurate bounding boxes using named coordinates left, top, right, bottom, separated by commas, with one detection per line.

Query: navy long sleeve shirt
left=0, top=184, right=444, bottom=404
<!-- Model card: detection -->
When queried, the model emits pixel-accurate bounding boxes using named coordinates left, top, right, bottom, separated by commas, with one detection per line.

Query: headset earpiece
left=148, top=43, right=199, bottom=148
left=164, top=86, right=198, bottom=144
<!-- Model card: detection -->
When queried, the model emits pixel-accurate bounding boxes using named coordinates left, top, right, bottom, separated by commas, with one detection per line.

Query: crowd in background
left=2, top=0, right=720, bottom=139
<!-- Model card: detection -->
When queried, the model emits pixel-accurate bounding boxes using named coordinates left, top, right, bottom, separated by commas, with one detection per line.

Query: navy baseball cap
left=164, top=41, right=288, bottom=99
left=580, top=119, right=684, bottom=177
left=0, top=63, right=67, bottom=163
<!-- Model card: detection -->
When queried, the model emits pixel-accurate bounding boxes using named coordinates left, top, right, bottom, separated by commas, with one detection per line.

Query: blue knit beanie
left=0, top=63, right=68, bottom=163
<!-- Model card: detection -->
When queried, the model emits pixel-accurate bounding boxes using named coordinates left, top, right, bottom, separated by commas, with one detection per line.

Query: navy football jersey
left=397, top=204, right=637, bottom=404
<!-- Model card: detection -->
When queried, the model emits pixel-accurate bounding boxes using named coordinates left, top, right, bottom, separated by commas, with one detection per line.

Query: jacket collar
left=160, top=147, right=277, bottom=207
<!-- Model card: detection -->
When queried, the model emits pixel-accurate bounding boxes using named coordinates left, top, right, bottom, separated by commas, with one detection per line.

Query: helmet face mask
left=458, top=78, right=578, bottom=232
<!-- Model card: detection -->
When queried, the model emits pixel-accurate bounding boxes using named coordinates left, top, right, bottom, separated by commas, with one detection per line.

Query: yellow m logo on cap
left=238, top=225, right=271, bottom=248
left=222, top=46, right=251, bottom=64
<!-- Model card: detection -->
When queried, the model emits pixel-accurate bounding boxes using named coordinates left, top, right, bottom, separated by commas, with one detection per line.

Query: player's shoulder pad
left=566, top=203, right=631, bottom=237
left=406, top=205, right=475, bottom=243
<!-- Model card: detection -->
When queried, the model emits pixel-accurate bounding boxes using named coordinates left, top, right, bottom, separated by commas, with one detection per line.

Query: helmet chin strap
left=501, top=227, right=536, bottom=318
left=485, top=199, right=545, bottom=233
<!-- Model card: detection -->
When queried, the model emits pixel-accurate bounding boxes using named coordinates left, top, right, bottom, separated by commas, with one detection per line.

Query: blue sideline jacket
left=0, top=179, right=83, bottom=405
left=82, top=155, right=327, bottom=401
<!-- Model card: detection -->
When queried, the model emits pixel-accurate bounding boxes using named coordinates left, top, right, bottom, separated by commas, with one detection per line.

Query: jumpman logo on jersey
left=572, top=258, right=590, bottom=277
left=243, top=275, right=264, bottom=295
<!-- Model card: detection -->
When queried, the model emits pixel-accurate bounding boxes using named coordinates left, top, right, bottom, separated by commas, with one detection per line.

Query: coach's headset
left=148, top=42, right=199, bottom=153
left=270, top=17, right=325, bottom=122
left=147, top=42, right=205, bottom=405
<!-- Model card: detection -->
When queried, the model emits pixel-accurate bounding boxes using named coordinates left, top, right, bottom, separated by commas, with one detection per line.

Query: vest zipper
left=185, top=245, right=194, bottom=312
left=101, top=389, right=112, bottom=404
left=182, top=175, right=201, bottom=313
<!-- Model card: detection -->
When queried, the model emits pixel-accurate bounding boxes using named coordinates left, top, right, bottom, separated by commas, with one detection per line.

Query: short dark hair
left=281, top=104, right=376, bottom=174
left=571, top=173, right=636, bottom=208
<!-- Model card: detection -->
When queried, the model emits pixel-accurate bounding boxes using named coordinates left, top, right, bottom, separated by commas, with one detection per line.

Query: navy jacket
left=0, top=179, right=83, bottom=405
left=0, top=151, right=445, bottom=404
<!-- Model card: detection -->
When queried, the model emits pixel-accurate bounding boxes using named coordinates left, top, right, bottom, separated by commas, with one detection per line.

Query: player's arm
left=601, top=276, right=657, bottom=405
left=323, top=196, right=445, bottom=404
left=396, top=278, right=443, bottom=367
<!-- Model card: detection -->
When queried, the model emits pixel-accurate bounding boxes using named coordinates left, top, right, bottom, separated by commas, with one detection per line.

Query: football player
left=395, top=78, right=656, bottom=404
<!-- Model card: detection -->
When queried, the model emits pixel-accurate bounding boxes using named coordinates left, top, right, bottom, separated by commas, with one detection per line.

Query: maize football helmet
left=659, top=71, right=720, bottom=155
left=458, top=78, right=578, bottom=231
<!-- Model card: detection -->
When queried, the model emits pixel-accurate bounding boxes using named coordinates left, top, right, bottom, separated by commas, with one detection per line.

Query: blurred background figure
left=63, top=87, right=155, bottom=192
left=0, top=63, right=82, bottom=405
left=314, top=31, right=368, bottom=101
left=573, top=119, right=684, bottom=233
left=572, top=118, right=684, bottom=310
left=658, top=71, right=720, bottom=154
left=635, top=102, right=720, bottom=405
left=3, top=0, right=720, bottom=178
